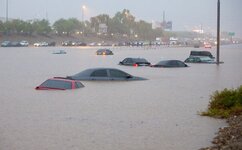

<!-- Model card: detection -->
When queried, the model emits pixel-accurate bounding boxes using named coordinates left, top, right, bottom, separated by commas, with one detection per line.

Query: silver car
left=67, top=68, right=147, bottom=81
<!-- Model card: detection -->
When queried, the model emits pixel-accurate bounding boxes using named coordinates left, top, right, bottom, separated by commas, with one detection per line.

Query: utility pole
left=6, top=0, right=8, bottom=22
left=82, top=5, right=86, bottom=35
left=216, top=0, right=220, bottom=65
left=6, top=0, right=9, bottom=37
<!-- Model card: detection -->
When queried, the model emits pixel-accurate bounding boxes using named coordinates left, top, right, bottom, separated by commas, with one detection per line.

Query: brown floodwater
left=0, top=45, right=241, bottom=150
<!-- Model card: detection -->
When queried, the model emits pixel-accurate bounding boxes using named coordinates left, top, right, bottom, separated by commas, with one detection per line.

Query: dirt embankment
left=200, top=115, right=242, bottom=150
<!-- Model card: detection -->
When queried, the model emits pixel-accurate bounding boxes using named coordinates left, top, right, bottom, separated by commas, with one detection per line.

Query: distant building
left=152, top=21, right=172, bottom=31
left=98, top=24, right=108, bottom=34
left=169, top=37, right=178, bottom=45
left=0, top=17, right=13, bottom=22
left=152, top=21, right=162, bottom=29
left=0, top=17, right=7, bottom=22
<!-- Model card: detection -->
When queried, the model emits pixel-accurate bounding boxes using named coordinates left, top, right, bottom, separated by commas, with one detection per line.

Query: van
left=190, top=51, right=214, bottom=59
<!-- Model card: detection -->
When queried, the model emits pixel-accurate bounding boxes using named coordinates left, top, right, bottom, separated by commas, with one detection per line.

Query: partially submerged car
left=184, top=56, right=216, bottom=64
left=36, top=77, right=84, bottom=90
left=52, top=50, right=67, bottom=54
left=190, top=51, right=214, bottom=59
left=96, top=49, right=113, bottom=55
left=67, top=68, right=147, bottom=81
left=119, top=58, right=151, bottom=66
left=204, top=43, right=212, bottom=48
left=151, top=60, right=188, bottom=68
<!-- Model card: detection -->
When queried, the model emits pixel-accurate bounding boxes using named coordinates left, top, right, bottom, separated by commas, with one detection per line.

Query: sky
left=1, top=0, right=242, bottom=37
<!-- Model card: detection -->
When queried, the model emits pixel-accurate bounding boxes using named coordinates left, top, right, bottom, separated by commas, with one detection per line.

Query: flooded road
left=0, top=45, right=241, bottom=150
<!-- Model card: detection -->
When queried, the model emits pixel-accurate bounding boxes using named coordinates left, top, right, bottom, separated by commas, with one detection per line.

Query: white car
left=34, top=42, right=48, bottom=47
left=20, top=41, right=29, bottom=47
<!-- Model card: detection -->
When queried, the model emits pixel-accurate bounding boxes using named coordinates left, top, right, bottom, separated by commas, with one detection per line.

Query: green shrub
left=201, top=85, right=242, bottom=118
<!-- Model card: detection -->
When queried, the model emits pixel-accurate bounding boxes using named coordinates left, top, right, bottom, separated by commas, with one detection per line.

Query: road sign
left=229, top=32, right=235, bottom=36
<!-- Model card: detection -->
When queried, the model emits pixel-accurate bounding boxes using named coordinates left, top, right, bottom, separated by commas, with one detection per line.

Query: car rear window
left=110, top=69, right=129, bottom=78
left=133, top=58, right=148, bottom=63
left=41, top=80, right=72, bottom=89
left=75, top=82, right=84, bottom=88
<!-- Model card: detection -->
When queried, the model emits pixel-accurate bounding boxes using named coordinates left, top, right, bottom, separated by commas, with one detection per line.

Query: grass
left=201, top=85, right=242, bottom=118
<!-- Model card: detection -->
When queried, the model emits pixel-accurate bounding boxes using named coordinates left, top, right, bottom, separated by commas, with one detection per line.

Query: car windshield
left=157, top=60, right=169, bottom=65
left=40, top=79, right=72, bottom=89
left=98, top=49, right=110, bottom=52
left=73, top=69, right=93, bottom=77
left=75, top=82, right=84, bottom=88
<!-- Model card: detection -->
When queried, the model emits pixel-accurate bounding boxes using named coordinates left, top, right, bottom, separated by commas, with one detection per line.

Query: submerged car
left=35, top=77, right=84, bottom=90
left=119, top=58, right=151, bottom=66
left=184, top=56, right=216, bottom=64
left=52, top=50, right=67, bottom=54
left=190, top=51, right=214, bottom=59
left=204, top=43, right=212, bottom=48
left=151, top=60, right=188, bottom=68
left=67, top=68, right=147, bottom=81
left=96, top=49, right=113, bottom=55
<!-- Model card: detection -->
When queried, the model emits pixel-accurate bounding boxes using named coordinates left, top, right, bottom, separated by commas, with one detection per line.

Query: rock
left=201, top=115, right=242, bottom=150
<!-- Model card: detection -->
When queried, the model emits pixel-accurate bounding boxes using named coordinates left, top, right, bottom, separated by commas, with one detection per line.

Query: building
left=98, top=24, right=108, bottom=34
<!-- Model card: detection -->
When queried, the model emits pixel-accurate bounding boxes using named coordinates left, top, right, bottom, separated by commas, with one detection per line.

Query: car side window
left=126, top=58, right=133, bottom=63
left=123, top=58, right=128, bottom=63
left=195, top=57, right=201, bottom=62
left=169, top=61, right=177, bottom=66
left=90, top=70, right=108, bottom=77
left=110, top=69, right=129, bottom=78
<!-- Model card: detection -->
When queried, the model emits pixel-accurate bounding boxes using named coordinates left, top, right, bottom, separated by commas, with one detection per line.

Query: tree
left=90, top=14, right=110, bottom=33
left=53, top=18, right=82, bottom=36
left=32, top=19, right=51, bottom=35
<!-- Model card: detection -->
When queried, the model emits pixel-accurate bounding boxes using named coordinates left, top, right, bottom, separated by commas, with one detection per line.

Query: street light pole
left=216, top=0, right=220, bottom=65
left=82, top=5, right=86, bottom=24
left=82, top=5, right=86, bottom=35
left=6, top=0, right=9, bottom=37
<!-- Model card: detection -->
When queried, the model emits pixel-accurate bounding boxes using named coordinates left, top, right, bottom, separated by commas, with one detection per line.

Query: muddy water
left=0, top=45, right=241, bottom=150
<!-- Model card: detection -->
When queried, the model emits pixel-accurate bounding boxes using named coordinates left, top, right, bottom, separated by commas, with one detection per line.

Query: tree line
left=0, top=9, right=166, bottom=40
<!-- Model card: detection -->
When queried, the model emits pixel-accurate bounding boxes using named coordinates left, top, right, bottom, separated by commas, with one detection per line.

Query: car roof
left=158, top=60, right=182, bottom=63
left=188, top=56, right=212, bottom=58
left=52, top=77, right=77, bottom=82
left=72, top=68, right=130, bottom=77
left=97, top=49, right=111, bottom=51
left=125, top=57, right=147, bottom=60
left=80, top=67, right=123, bottom=72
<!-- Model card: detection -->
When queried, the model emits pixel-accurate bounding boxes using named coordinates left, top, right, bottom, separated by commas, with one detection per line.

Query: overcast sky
left=1, top=0, right=242, bottom=37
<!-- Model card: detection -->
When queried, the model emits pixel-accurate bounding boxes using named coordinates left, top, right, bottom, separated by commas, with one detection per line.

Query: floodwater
left=0, top=45, right=242, bottom=150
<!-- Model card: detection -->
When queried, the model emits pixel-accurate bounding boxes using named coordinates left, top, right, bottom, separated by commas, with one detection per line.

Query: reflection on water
left=0, top=45, right=241, bottom=150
